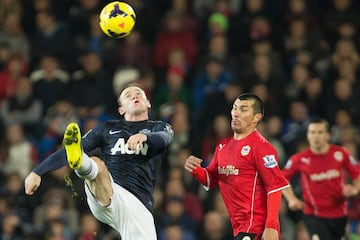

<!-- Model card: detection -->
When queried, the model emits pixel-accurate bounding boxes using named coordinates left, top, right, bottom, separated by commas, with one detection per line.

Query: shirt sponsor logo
left=310, top=169, right=340, bottom=181
left=110, top=138, right=148, bottom=155
left=262, top=155, right=277, bottom=168
left=334, top=151, right=343, bottom=162
left=241, top=145, right=251, bottom=156
left=218, top=165, right=239, bottom=176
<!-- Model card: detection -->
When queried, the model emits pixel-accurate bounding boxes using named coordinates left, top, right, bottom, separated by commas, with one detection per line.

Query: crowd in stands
left=0, top=0, right=360, bottom=239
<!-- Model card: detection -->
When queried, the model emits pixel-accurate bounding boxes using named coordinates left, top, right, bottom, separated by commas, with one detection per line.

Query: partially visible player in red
left=282, top=117, right=360, bottom=240
left=184, top=93, right=290, bottom=240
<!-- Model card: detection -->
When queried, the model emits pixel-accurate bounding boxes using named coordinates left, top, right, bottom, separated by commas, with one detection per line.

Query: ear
left=146, top=99, right=151, bottom=108
left=254, top=113, right=263, bottom=123
left=118, top=106, right=125, bottom=115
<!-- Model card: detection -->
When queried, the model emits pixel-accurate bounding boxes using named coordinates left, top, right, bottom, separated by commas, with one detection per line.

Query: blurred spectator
left=283, top=18, right=324, bottom=69
left=0, top=172, right=35, bottom=223
left=0, top=9, right=30, bottom=60
left=200, top=80, right=242, bottom=138
left=153, top=9, right=198, bottom=70
left=32, top=188, right=79, bottom=238
left=29, top=54, right=70, bottom=114
left=156, top=195, right=197, bottom=240
left=299, top=76, right=326, bottom=117
left=192, top=54, right=233, bottom=112
left=112, top=67, right=140, bottom=99
left=0, top=211, right=25, bottom=239
left=168, top=102, right=191, bottom=161
left=198, top=210, right=233, bottom=240
left=284, top=0, right=318, bottom=29
left=202, top=34, right=238, bottom=73
left=0, top=77, right=43, bottom=138
left=74, top=13, right=116, bottom=71
left=77, top=212, right=105, bottom=240
left=171, top=146, right=200, bottom=194
left=159, top=223, right=184, bottom=240
left=0, top=54, right=28, bottom=102
left=250, top=82, right=282, bottom=117
left=170, top=0, right=199, bottom=34
left=330, top=109, right=355, bottom=144
left=30, top=9, right=74, bottom=70
left=115, top=29, right=152, bottom=71
left=136, top=68, right=156, bottom=101
left=0, top=41, right=11, bottom=71
left=163, top=178, right=203, bottom=224
left=239, top=38, right=283, bottom=85
left=331, top=38, right=359, bottom=71
left=206, top=12, right=229, bottom=40
left=2, top=123, right=37, bottom=179
left=68, top=0, right=102, bottom=37
left=44, top=218, right=71, bottom=240
left=281, top=99, right=312, bottom=155
left=152, top=66, right=191, bottom=119
left=201, top=114, right=231, bottom=163
left=285, top=63, right=311, bottom=100
left=230, top=0, right=271, bottom=53
left=70, top=52, right=113, bottom=118
left=0, top=0, right=22, bottom=24
left=321, top=0, right=360, bottom=45
left=38, top=100, right=78, bottom=159
left=325, top=78, right=359, bottom=124
left=192, top=0, right=240, bottom=21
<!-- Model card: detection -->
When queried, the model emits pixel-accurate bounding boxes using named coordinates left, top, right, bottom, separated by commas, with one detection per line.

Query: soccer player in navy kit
left=282, top=118, right=360, bottom=240
left=185, top=93, right=290, bottom=240
left=24, top=85, right=173, bottom=240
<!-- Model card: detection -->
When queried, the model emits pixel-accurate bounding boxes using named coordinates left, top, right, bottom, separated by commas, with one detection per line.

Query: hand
left=184, top=155, right=202, bottom=172
left=127, top=133, right=147, bottom=151
left=262, top=228, right=279, bottom=240
left=24, top=172, right=41, bottom=195
left=287, top=197, right=305, bottom=211
left=343, top=184, right=359, bottom=198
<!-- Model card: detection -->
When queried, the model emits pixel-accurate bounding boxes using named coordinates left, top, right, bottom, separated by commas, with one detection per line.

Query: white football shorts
left=84, top=174, right=157, bottom=240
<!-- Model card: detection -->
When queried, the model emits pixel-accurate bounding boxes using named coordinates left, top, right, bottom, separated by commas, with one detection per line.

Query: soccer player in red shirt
left=185, top=93, right=290, bottom=240
left=282, top=117, right=360, bottom=240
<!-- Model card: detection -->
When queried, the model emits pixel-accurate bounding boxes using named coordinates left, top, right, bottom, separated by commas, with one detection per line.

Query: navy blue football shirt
left=33, top=119, right=173, bottom=212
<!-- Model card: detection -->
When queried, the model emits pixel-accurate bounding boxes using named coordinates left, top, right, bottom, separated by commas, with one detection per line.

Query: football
left=99, top=1, right=136, bottom=39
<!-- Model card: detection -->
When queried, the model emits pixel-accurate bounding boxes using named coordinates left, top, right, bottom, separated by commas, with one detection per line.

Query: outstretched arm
left=24, top=148, right=68, bottom=195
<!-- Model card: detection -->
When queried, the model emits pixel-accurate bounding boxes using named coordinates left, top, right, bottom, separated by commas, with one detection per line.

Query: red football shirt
left=205, top=130, right=289, bottom=236
left=282, top=144, right=360, bottom=218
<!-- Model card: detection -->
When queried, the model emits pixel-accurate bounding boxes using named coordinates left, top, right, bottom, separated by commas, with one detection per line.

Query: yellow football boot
left=63, top=122, right=83, bottom=170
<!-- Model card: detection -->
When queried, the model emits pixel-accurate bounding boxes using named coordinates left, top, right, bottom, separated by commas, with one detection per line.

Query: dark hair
left=307, top=117, right=330, bottom=132
left=117, top=82, right=142, bottom=106
left=237, top=93, right=264, bottom=116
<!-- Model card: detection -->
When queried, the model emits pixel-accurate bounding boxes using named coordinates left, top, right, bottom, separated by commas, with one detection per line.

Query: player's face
left=307, top=123, right=330, bottom=150
left=231, top=98, right=261, bottom=134
left=118, top=86, right=151, bottom=116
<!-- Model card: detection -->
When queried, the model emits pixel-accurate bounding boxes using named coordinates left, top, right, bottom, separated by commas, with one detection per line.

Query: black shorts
left=234, top=232, right=257, bottom=240
left=303, top=214, right=347, bottom=240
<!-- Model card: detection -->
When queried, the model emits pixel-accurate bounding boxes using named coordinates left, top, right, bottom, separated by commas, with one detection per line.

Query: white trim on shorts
left=84, top=174, right=157, bottom=240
